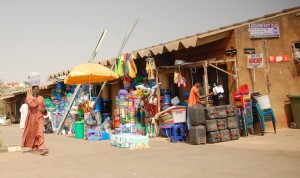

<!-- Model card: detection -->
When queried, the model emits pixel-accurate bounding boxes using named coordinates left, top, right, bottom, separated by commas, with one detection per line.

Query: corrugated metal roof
left=47, top=6, right=300, bottom=79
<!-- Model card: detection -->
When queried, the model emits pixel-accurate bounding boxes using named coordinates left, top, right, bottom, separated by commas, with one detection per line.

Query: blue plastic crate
left=87, top=129, right=101, bottom=141
left=101, top=131, right=110, bottom=140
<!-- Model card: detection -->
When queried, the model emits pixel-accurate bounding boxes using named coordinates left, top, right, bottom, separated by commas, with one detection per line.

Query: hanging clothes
left=146, top=58, right=156, bottom=80
left=120, top=52, right=137, bottom=84
left=115, top=55, right=125, bottom=77
left=173, top=68, right=186, bottom=87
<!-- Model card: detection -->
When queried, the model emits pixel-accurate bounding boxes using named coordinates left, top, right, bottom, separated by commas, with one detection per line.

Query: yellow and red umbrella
left=64, top=63, right=119, bottom=85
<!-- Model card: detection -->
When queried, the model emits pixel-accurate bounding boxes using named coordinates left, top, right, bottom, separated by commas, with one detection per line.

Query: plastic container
left=159, top=124, right=173, bottom=137
left=160, top=113, right=173, bottom=122
left=288, top=95, right=300, bottom=129
left=102, top=113, right=112, bottom=124
left=189, top=125, right=206, bottom=145
left=92, top=97, right=102, bottom=112
left=102, top=98, right=112, bottom=113
left=56, top=93, right=61, bottom=102
left=87, top=129, right=101, bottom=141
left=161, top=103, right=171, bottom=111
left=219, top=129, right=230, bottom=142
left=171, top=109, right=186, bottom=123
left=28, top=72, right=40, bottom=86
left=74, top=121, right=84, bottom=139
left=118, top=89, right=128, bottom=96
left=188, top=106, right=206, bottom=126
left=57, top=82, right=64, bottom=89
left=256, top=95, right=271, bottom=110
left=160, top=89, right=171, bottom=96
left=162, top=95, right=171, bottom=103
left=101, top=131, right=110, bottom=140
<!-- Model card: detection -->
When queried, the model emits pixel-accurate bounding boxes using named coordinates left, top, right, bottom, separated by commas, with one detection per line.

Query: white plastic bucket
left=28, top=72, right=40, bottom=86
left=256, top=95, right=271, bottom=110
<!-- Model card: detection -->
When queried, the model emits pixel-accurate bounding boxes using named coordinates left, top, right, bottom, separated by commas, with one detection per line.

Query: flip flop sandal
left=39, top=149, right=49, bottom=156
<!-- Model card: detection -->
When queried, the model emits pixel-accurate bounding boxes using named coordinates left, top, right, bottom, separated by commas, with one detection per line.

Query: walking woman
left=22, top=86, right=49, bottom=155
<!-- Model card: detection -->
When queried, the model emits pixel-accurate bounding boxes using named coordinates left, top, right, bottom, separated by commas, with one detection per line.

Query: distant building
left=5, top=82, right=20, bottom=88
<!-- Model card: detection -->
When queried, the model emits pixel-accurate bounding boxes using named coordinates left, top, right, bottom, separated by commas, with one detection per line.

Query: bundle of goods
left=188, top=105, right=206, bottom=145
left=86, top=129, right=111, bottom=141
left=205, top=105, right=239, bottom=144
left=45, top=84, right=89, bottom=134
left=159, top=112, right=174, bottom=137
left=111, top=134, right=149, bottom=149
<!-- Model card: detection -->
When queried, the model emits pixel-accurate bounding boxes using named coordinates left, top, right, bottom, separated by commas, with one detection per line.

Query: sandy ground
left=0, top=124, right=300, bottom=178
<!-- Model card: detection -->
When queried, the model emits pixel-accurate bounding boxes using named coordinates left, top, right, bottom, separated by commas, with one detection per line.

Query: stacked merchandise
left=233, top=84, right=253, bottom=136
left=205, top=105, right=239, bottom=143
left=188, top=105, right=206, bottom=145
left=111, top=134, right=149, bottom=149
left=45, top=82, right=76, bottom=133
left=111, top=88, right=152, bottom=149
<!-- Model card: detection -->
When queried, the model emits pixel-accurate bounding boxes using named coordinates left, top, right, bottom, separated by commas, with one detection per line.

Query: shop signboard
left=268, top=55, right=290, bottom=63
left=225, top=49, right=237, bottom=56
left=249, top=22, right=280, bottom=39
left=244, top=48, right=255, bottom=54
left=247, top=54, right=263, bottom=68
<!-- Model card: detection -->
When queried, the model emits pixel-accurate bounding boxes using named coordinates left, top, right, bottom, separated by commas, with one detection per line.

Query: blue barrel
left=57, top=82, right=64, bottom=89
left=92, top=97, right=102, bottom=112
left=102, top=113, right=112, bottom=124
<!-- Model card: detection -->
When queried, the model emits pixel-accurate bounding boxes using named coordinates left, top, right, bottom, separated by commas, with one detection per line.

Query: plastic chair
left=252, top=102, right=277, bottom=135
left=170, top=123, right=186, bottom=143
left=236, top=102, right=254, bottom=137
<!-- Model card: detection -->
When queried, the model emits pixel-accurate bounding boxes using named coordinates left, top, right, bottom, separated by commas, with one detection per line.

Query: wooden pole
left=156, top=70, right=161, bottom=113
left=204, top=61, right=209, bottom=106
left=209, top=63, right=236, bottom=77
left=233, top=57, right=239, bottom=90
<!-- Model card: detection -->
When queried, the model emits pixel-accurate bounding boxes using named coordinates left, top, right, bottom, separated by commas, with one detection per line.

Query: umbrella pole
left=92, top=18, right=139, bottom=111
left=55, top=30, right=107, bottom=135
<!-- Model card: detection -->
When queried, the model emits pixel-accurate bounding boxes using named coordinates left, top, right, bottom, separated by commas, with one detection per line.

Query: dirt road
left=1, top=125, right=300, bottom=178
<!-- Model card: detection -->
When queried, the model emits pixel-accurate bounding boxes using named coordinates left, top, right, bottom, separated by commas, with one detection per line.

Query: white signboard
left=247, top=54, right=263, bottom=68
left=249, top=23, right=280, bottom=38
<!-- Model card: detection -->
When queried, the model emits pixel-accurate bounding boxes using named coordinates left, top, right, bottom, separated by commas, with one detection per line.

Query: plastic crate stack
left=205, top=105, right=240, bottom=144
left=188, top=105, right=207, bottom=145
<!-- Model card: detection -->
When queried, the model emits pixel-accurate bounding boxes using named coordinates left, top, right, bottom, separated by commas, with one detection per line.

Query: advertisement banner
left=249, top=22, right=280, bottom=39
left=247, top=54, right=263, bottom=68
left=268, top=55, right=290, bottom=63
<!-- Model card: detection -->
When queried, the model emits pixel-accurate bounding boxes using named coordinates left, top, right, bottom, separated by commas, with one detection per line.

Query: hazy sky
left=0, top=0, right=299, bottom=83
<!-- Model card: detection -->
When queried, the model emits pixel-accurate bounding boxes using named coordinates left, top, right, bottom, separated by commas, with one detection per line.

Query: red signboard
left=268, top=55, right=290, bottom=63
left=247, top=54, right=263, bottom=68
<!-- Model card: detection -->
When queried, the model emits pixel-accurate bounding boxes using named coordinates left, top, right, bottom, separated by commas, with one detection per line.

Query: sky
left=0, top=0, right=299, bottom=83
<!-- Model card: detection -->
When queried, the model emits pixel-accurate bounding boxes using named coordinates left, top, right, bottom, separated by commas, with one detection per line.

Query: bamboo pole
left=92, top=19, right=139, bottom=111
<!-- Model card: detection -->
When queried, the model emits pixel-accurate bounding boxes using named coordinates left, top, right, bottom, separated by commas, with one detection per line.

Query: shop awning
left=0, top=95, right=15, bottom=100
left=47, top=6, right=300, bottom=80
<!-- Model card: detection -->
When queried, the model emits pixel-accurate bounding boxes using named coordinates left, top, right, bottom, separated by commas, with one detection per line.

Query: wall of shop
left=234, top=10, right=300, bottom=128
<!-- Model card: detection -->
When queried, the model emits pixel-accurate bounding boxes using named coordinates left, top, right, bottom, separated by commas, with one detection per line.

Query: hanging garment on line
left=146, top=58, right=156, bottom=80
left=116, top=54, right=125, bottom=77
left=121, top=53, right=137, bottom=84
